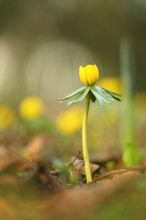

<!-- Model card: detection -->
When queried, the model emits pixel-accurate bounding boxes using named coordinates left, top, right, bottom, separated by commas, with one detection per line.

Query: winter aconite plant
left=59, top=64, right=121, bottom=183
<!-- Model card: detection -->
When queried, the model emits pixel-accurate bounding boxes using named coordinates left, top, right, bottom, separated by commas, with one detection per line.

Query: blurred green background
left=0, top=0, right=146, bottom=107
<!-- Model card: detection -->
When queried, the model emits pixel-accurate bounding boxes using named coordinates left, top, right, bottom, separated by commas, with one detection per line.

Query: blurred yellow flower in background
left=0, top=106, right=16, bottom=130
left=79, top=64, right=99, bottom=86
left=98, top=77, right=122, bottom=94
left=19, top=97, right=44, bottom=119
left=56, top=106, right=83, bottom=135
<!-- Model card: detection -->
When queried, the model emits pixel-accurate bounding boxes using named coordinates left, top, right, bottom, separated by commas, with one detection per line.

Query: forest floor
left=0, top=135, right=146, bottom=220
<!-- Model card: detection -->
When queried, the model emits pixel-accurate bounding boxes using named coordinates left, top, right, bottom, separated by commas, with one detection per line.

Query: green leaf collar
left=59, top=85, right=121, bottom=106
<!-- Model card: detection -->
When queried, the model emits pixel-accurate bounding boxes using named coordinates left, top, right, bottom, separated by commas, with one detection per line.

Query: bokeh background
left=0, top=0, right=146, bottom=158
left=0, top=0, right=146, bottom=106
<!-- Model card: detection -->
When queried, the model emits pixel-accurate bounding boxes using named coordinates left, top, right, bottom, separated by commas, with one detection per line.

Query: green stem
left=120, top=40, right=139, bottom=167
left=82, top=94, right=92, bottom=183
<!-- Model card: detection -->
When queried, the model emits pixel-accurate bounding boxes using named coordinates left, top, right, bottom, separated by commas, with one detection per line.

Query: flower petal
left=79, top=66, right=88, bottom=85
left=79, top=64, right=99, bottom=86
left=86, top=65, right=99, bottom=85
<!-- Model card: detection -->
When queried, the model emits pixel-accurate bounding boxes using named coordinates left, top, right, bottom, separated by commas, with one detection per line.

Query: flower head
left=79, top=64, right=99, bottom=86
left=59, top=64, right=121, bottom=106
left=0, top=106, right=16, bottom=130
left=19, top=97, right=44, bottom=119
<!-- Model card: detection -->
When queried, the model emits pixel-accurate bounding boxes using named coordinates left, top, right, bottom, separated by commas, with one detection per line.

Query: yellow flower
left=56, top=106, right=83, bottom=135
left=19, top=97, right=44, bottom=119
left=79, top=64, right=99, bottom=86
left=98, top=77, right=122, bottom=93
left=0, top=106, right=16, bottom=130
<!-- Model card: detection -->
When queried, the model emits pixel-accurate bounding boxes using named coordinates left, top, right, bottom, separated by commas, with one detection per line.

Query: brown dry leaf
left=22, top=136, right=44, bottom=160
left=40, top=169, right=146, bottom=220
left=0, top=157, right=18, bottom=172
left=40, top=189, right=96, bottom=220
left=0, top=146, right=18, bottom=172
left=70, top=157, right=99, bottom=177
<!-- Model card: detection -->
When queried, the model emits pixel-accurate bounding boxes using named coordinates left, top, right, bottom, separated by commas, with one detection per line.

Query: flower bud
left=79, top=64, right=99, bottom=86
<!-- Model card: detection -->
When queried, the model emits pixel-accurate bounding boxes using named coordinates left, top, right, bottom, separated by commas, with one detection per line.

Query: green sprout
left=59, top=64, right=121, bottom=183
